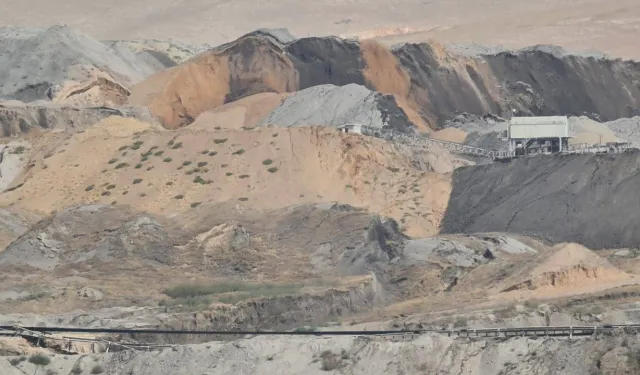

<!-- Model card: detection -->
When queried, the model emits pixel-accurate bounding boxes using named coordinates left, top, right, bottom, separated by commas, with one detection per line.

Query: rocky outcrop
left=0, top=25, right=171, bottom=103
left=0, top=205, right=180, bottom=270
left=441, top=150, right=640, bottom=249
left=132, top=30, right=640, bottom=129
left=0, top=103, right=153, bottom=136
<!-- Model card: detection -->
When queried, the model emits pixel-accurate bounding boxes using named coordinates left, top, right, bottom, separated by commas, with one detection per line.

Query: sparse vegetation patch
left=133, top=179, right=143, bottom=184
left=232, top=149, right=245, bottom=155
left=262, top=159, right=273, bottom=165
left=214, top=138, right=227, bottom=144
left=28, top=354, right=51, bottom=366
left=163, top=281, right=301, bottom=305
left=267, top=167, right=279, bottom=173
left=85, top=185, right=95, bottom=191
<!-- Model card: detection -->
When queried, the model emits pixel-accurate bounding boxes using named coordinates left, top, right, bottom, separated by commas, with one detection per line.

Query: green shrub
left=214, top=138, right=227, bottom=144
left=85, top=185, right=95, bottom=192
left=267, top=167, right=278, bottom=173
left=272, top=133, right=278, bottom=137
left=9, top=358, right=20, bottom=366
left=201, top=150, right=209, bottom=154
left=193, top=176, right=206, bottom=184
left=174, top=195, right=184, bottom=199
left=163, top=157, right=172, bottom=162
left=226, top=172, right=233, bottom=176
left=221, top=164, right=228, bottom=168
left=118, top=145, right=128, bottom=151
left=131, top=141, right=144, bottom=150
left=106, top=184, right=116, bottom=190
left=132, top=179, right=142, bottom=184
left=182, top=161, right=192, bottom=166
left=135, top=163, right=143, bottom=169
left=239, top=174, right=249, bottom=179
left=190, top=202, right=201, bottom=208
left=147, top=166, right=154, bottom=171
left=166, top=182, right=173, bottom=186
left=154, top=150, right=164, bottom=156
left=90, top=365, right=104, bottom=374
left=208, top=151, right=218, bottom=156
left=71, top=364, right=83, bottom=374
left=232, top=149, right=245, bottom=155
left=108, top=158, right=118, bottom=164
left=12, top=146, right=26, bottom=154
left=167, top=138, right=175, bottom=146
left=171, top=142, right=183, bottom=149
left=197, top=161, right=208, bottom=167
left=141, top=156, right=149, bottom=162
left=115, top=163, right=129, bottom=169
left=163, top=282, right=300, bottom=300
left=238, top=197, right=249, bottom=202
left=262, top=159, right=273, bottom=165
left=28, top=354, right=50, bottom=366
left=101, top=191, right=111, bottom=196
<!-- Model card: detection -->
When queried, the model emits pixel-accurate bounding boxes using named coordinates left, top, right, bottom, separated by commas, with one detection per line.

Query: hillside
left=0, top=117, right=459, bottom=238
left=442, top=150, right=640, bottom=249
left=131, top=31, right=640, bottom=129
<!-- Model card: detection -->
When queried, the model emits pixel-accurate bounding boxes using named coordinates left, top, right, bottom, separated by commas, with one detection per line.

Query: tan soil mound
left=52, top=73, right=131, bottom=107
left=0, top=117, right=457, bottom=237
left=499, top=243, right=635, bottom=298
left=430, top=128, right=467, bottom=143
left=189, top=92, right=286, bottom=130
left=130, top=37, right=298, bottom=128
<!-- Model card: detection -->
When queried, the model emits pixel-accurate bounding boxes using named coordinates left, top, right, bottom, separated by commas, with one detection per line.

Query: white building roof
left=509, top=116, right=569, bottom=139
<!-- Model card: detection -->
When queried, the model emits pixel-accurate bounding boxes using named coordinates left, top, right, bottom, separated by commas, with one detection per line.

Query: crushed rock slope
left=131, top=30, right=640, bottom=129
left=259, top=84, right=415, bottom=133
left=442, top=150, right=640, bottom=249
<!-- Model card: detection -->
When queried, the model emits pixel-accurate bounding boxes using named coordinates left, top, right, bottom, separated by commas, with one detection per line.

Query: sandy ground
left=1, top=1, right=639, bottom=60
left=0, top=117, right=460, bottom=237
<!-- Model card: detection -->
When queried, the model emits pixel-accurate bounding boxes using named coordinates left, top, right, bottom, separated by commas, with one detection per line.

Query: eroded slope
left=442, top=150, right=640, bottom=249
left=131, top=31, right=640, bottom=129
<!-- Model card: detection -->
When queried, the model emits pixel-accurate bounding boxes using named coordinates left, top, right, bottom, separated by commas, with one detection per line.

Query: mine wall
left=441, top=150, right=640, bottom=250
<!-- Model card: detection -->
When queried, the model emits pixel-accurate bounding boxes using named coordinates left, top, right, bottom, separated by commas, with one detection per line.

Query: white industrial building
left=337, top=123, right=363, bottom=134
left=508, top=116, right=569, bottom=156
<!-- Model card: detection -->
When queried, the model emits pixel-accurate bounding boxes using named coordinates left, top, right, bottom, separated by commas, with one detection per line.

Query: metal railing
left=3, top=324, right=639, bottom=354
